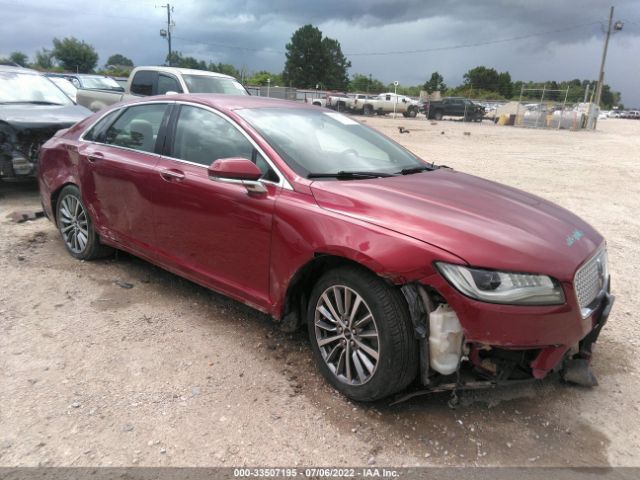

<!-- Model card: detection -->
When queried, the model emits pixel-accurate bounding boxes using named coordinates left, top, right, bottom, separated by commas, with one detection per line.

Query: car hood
left=310, top=168, right=603, bottom=280
left=0, top=103, right=92, bottom=129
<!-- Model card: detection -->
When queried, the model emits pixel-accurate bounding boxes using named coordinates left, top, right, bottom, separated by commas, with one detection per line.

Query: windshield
left=79, top=76, right=122, bottom=90
left=183, top=75, right=248, bottom=95
left=237, top=108, right=425, bottom=177
left=0, top=72, right=73, bottom=105
left=49, top=77, right=77, bottom=98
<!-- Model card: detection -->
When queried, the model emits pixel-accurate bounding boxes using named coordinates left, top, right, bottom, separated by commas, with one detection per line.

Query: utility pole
left=159, top=4, right=174, bottom=66
left=594, top=6, right=614, bottom=108
left=594, top=7, right=624, bottom=107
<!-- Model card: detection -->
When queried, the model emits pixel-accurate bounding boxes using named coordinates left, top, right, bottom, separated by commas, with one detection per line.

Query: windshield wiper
left=307, top=170, right=395, bottom=179
left=397, top=164, right=437, bottom=175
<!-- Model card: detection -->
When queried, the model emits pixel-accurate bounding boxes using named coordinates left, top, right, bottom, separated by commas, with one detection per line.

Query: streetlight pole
left=267, top=78, right=271, bottom=97
left=393, top=80, right=398, bottom=119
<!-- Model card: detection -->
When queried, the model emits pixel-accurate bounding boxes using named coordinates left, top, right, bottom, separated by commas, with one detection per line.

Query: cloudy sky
left=2, top=0, right=640, bottom=105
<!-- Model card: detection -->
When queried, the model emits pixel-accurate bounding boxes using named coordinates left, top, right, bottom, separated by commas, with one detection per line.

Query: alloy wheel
left=314, top=285, right=380, bottom=385
left=58, top=194, right=89, bottom=254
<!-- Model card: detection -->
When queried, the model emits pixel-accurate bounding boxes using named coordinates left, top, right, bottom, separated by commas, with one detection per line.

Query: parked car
left=113, top=76, right=129, bottom=89
left=423, top=97, right=485, bottom=121
left=38, top=95, right=613, bottom=401
left=45, top=73, right=124, bottom=92
left=355, top=93, right=421, bottom=117
left=76, top=66, right=249, bottom=112
left=0, top=66, right=91, bottom=179
left=47, top=76, right=78, bottom=103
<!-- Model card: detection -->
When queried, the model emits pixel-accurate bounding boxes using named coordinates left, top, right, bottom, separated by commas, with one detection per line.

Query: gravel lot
left=1, top=117, right=639, bottom=468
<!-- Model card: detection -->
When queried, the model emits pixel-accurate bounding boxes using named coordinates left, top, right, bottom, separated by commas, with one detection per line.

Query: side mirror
left=208, top=157, right=262, bottom=181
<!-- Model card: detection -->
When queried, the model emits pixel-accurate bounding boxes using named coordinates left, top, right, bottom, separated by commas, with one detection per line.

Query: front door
left=150, top=104, right=280, bottom=308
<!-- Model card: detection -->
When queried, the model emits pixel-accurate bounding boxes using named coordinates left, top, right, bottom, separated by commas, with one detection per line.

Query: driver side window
left=172, top=105, right=279, bottom=181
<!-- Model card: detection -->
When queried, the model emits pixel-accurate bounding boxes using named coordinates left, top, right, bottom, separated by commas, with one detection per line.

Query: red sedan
left=38, top=94, right=613, bottom=401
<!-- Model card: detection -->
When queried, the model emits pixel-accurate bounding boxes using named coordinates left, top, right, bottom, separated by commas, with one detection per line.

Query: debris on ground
left=398, top=126, right=410, bottom=134
left=114, top=281, right=134, bottom=289
left=7, top=210, right=45, bottom=223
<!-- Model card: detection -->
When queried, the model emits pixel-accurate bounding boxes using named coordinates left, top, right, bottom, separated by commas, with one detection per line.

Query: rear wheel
left=363, top=105, right=373, bottom=116
left=307, top=266, right=418, bottom=401
left=408, top=108, right=417, bottom=118
left=55, top=185, right=113, bottom=260
left=434, top=110, right=443, bottom=121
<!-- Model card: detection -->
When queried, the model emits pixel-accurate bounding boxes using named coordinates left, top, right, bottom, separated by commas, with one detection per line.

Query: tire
left=55, top=185, right=113, bottom=260
left=434, top=110, right=443, bottom=121
left=307, top=266, right=418, bottom=401
left=363, top=105, right=373, bottom=116
left=408, top=108, right=417, bottom=118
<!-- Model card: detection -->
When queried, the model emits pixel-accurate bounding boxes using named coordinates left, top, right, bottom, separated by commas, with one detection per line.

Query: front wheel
left=55, top=185, right=113, bottom=260
left=433, top=110, right=443, bottom=121
left=307, top=266, right=418, bottom=401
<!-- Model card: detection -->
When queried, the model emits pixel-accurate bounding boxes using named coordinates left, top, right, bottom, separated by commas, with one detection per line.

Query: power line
left=344, top=22, right=601, bottom=56
left=172, top=36, right=285, bottom=55
left=175, top=21, right=600, bottom=59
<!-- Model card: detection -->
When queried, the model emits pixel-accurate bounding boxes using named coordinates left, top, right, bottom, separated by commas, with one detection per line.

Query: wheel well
left=279, top=254, right=381, bottom=332
left=50, top=182, right=77, bottom=222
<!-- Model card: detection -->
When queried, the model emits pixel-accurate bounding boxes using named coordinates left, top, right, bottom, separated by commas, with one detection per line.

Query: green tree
left=9, top=51, right=29, bottom=67
left=52, top=37, right=98, bottom=72
left=166, top=51, right=206, bottom=70
left=321, top=37, right=351, bottom=90
left=497, top=71, right=512, bottom=98
left=106, top=54, right=133, bottom=67
left=282, top=24, right=351, bottom=90
left=348, top=73, right=385, bottom=93
left=423, top=72, right=446, bottom=93
left=247, top=70, right=283, bottom=86
left=33, top=48, right=54, bottom=69
left=463, top=66, right=500, bottom=92
left=208, top=62, right=240, bottom=78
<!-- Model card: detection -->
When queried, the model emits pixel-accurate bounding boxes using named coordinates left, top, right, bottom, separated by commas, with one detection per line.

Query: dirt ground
left=1, top=117, right=639, bottom=468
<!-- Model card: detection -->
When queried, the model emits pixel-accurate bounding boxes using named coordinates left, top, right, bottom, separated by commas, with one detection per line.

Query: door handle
left=86, top=151, right=104, bottom=163
left=160, top=168, right=185, bottom=181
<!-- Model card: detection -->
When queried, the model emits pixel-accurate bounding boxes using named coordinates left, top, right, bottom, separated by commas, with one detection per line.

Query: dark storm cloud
left=1, top=0, right=639, bottom=104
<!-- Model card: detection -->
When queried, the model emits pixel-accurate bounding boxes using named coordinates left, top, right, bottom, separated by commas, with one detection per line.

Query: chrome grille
left=574, top=249, right=608, bottom=316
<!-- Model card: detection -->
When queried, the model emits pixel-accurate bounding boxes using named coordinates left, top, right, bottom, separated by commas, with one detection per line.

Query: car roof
left=135, top=66, right=235, bottom=79
left=0, top=65, right=40, bottom=75
left=124, top=93, right=317, bottom=112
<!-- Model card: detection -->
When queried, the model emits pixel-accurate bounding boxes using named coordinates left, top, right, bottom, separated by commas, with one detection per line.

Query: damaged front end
left=0, top=122, right=63, bottom=178
left=397, top=283, right=614, bottom=406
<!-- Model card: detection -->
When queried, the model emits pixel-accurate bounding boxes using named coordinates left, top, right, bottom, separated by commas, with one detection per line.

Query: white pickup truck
left=77, top=66, right=249, bottom=112
left=353, top=92, right=421, bottom=117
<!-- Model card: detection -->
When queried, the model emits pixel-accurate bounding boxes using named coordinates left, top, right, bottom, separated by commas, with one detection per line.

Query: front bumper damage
left=394, top=284, right=614, bottom=406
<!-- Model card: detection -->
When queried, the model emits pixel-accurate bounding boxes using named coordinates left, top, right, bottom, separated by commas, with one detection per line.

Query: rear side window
left=103, top=103, right=168, bottom=153
left=83, top=110, right=121, bottom=142
left=130, top=71, right=156, bottom=96
left=157, top=74, right=182, bottom=95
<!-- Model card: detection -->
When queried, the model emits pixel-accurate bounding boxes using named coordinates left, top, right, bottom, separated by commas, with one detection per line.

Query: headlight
left=436, top=263, right=565, bottom=305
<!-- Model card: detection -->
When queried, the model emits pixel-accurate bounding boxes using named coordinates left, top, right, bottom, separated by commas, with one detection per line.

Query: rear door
left=78, top=102, right=172, bottom=250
